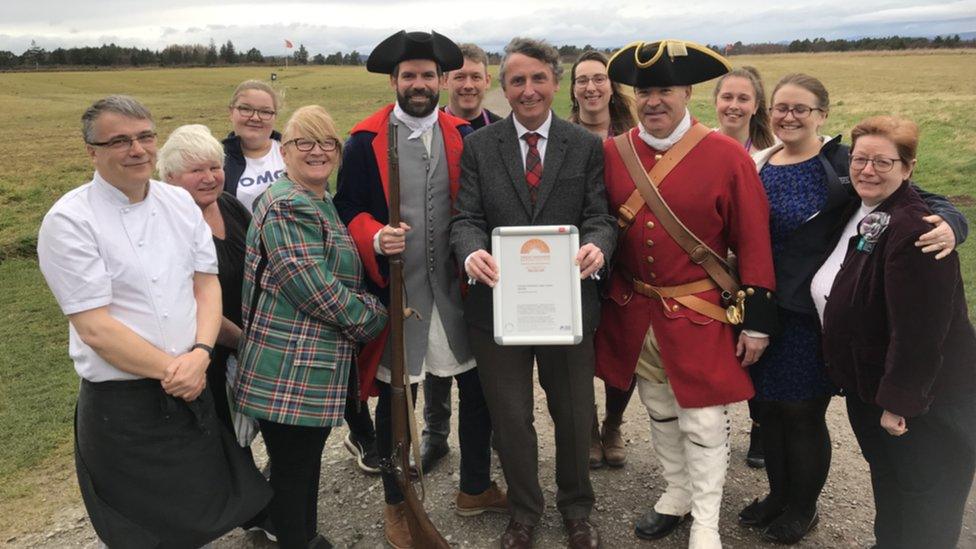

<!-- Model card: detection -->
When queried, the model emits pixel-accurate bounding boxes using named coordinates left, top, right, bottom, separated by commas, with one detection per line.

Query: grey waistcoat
left=379, top=119, right=472, bottom=378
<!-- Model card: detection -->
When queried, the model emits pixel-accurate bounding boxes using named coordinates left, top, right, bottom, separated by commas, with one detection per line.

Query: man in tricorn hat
left=594, top=40, right=777, bottom=548
left=334, top=30, right=507, bottom=549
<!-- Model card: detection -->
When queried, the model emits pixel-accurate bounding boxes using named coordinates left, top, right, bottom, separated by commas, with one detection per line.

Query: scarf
left=393, top=103, right=438, bottom=140
left=638, top=109, right=692, bottom=151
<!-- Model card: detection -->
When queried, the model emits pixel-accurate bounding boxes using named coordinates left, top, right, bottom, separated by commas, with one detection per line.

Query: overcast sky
left=1, top=0, right=974, bottom=55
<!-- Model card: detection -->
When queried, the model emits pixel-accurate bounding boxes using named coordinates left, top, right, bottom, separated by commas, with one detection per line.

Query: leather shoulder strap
left=614, top=124, right=710, bottom=228
left=613, top=124, right=740, bottom=295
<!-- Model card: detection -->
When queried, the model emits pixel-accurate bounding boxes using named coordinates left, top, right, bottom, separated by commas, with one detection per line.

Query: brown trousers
left=468, top=326, right=595, bottom=526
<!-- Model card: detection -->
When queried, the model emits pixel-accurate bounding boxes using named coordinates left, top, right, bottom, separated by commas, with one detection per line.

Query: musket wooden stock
left=386, top=119, right=451, bottom=549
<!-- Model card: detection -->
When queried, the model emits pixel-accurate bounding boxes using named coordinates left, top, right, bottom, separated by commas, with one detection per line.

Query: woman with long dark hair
left=569, top=50, right=638, bottom=469
left=569, top=50, right=636, bottom=140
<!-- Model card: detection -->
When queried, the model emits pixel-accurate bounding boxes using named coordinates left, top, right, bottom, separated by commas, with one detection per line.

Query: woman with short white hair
left=159, top=124, right=252, bottom=433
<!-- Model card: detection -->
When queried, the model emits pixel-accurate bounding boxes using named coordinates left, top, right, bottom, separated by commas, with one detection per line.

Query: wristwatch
left=191, top=343, right=214, bottom=359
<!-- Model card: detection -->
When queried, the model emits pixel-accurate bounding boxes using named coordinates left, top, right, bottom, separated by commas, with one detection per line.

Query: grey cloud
left=0, top=1, right=972, bottom=56
left=0, top=0, right=405, bottom=26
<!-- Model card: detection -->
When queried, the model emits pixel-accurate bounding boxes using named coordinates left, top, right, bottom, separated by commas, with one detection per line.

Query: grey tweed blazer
left=450, top=113, right=617, bottom=333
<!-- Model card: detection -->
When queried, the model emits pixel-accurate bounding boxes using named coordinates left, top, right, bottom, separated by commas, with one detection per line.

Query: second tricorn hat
left=366, top=30, right=464, bottom=74
left=608, top=39, right=731, bottom=88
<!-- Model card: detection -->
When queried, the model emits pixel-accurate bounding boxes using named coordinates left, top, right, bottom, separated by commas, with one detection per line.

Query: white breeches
left=636, top=327, right=730, bottom=549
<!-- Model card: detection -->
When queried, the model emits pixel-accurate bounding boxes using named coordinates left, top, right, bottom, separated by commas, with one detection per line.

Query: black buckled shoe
left=634, top=509, right=688, bottom=540
left=762, top=509, right=820, bottom=545
left=738, top=496, right=787, bottom=528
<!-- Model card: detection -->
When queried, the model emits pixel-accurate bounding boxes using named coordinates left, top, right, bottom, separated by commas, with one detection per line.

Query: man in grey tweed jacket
left=450, top=37, right=616, bottom=549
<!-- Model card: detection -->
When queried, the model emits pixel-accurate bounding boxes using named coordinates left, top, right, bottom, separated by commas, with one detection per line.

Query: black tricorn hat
left=608, top=39, right=731, bottom=88
left=366, top=30, right=464, bottom=74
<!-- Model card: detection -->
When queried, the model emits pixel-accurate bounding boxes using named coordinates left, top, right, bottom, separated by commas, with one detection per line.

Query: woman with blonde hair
left=236, top=105, right=388, bottom=548
left=713, top=66, right=775, bottom=154
left=223, top=79, right=285, bottom=212
left=713, top=66, right=776, bottom=469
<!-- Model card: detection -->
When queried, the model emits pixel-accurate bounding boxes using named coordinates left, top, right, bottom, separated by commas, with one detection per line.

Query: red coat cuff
left=348, top=213, right=387, bottom=288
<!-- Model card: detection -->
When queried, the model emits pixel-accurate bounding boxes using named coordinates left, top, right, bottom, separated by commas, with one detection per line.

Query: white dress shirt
left=811, top=203, right=878, bottom=324
left=37, top=173, right=219, bottom=382
left=513, top=111, right=553, bottom=169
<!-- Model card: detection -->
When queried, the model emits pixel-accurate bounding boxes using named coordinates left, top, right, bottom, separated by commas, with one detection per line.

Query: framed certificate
left=491, top=225, right=583, bottom=346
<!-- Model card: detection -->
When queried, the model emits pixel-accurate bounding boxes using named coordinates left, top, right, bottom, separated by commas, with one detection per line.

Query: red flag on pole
left=285, top=39, right=294, bottom=49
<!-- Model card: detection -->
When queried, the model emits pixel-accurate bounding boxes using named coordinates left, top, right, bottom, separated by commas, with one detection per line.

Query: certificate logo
left=520, top=238, right=551, bottom=272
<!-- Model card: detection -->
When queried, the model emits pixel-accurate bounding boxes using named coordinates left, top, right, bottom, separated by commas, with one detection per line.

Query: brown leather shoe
left=384, top=503, right=413, bottom=549
left=565, top=518, right=600, bottom=549
left=456, top=481, right=509, bottom=516
left=601, top=416, right=626, bottom=468
left=501, top=519, right=534, bottom=549
left=589, top=408, right=604, bottom=469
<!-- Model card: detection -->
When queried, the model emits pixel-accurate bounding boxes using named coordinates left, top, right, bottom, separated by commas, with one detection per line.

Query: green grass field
left=0, top=50, right=974, bottom=535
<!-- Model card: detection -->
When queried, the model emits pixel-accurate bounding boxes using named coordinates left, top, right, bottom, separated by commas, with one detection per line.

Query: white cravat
left=393, top=103, right=438, bottom=140
left=638, top=109, right=692, bottom=151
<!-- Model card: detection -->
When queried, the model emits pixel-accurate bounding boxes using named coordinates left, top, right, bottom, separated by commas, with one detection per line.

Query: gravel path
left=7, top=374, right=975, bottom=548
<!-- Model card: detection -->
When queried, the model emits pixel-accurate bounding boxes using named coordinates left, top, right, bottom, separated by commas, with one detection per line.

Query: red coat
left=335, top=104, right=469, bottom=400
left=594, top=127, right=776, bottom=408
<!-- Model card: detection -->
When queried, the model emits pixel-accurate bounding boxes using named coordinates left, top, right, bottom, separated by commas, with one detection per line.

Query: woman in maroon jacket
left=815, top=115, right=976, bottom=549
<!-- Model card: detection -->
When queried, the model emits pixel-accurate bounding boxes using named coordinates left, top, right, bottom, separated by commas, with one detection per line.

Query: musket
left=386, top=118, right=452, bottom=549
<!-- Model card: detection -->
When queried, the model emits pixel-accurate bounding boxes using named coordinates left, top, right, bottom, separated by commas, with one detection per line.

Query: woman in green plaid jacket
left=235, top=105, right=387, bottom=548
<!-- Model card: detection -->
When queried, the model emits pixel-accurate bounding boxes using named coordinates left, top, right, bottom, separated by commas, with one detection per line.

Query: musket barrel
left=385, top=119, right=450, bottom=549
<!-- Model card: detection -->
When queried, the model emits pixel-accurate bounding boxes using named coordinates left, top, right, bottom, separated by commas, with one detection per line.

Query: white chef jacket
left=37, top=172, right=218, bottom=382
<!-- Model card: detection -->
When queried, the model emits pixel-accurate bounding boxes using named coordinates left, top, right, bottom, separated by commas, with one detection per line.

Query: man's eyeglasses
left=234, top=105, right=277, bottom=120
left=769, top=104, right=825, bottom=119
left=88, top=132, right=157, bottom=150
left=850, top=155, right=902, bottom=173
left=285, top=138, right=339, bottom=152
left=574, top=74, right=609, bottom=87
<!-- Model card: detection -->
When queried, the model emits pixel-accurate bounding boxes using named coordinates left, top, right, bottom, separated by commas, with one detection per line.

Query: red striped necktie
left=523, top=132, right=543, bottom=203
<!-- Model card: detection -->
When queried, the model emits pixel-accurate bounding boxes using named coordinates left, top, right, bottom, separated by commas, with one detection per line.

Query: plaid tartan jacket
left=235, top=178, right=388, bottom=427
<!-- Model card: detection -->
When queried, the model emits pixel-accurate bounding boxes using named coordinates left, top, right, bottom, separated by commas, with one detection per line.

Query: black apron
left=75, top=378, right=271, bottom=548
